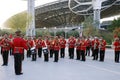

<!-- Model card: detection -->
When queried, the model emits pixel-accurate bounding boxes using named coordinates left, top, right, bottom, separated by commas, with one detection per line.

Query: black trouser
left=27, top=49, right=31, bottom=57
left=115, top=51, right=120, bottom=63
left=86, top=47, right=90, bottom=56
left=9, top=48, right=13, bottom=56
left=100, top=50, right=105, bottom=61
left=76, top=49, right=81, bottom=60
left=2, top=51, right=9, bottom=65
left=93, top=49, right=99, bottom=60
left=38, top=48, right=42, bottom=58
left=44, top=53, right=49, bottom=62
left=50, top=49, right=54, bottom=58
left=14, top=54, right=22, bottom=75
left=91, top=47, right=94, bottom=56
left=81, top=50, right=86, bottom=61
left=54, top=50, right=59, bottom=62
left=60, top=48, right=65, bottom=58
left=69, top=48, right=74, bottom=59
left=32, top=53, right=37, bottom=61
left=1, top=47, right=2, bottom=54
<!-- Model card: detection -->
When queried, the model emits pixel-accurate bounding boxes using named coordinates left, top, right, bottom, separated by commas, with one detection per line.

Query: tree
left=113, top=27, right=120, bottom=37
left=4, top=12, right=27, bottom=32
left=108, top=18, right=120, bottom=32
left=83, top=15, right=100, bottom=37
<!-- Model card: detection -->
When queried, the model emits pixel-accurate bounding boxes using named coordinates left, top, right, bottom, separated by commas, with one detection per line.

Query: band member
left=68, top=36, right=76, bottom=59
left=86, top=37, right=91, bottom=56
left=92, top=37, right=100, bottom=60
left=113, top=37, right=120, bottom=63
left=43, top=36, right=50, bottom=62
left=49, top=37, right=54, bottom=58
left=59, top=36, right=66, bottom=58
left=12, top=30, right=28, bottom=75
left=42, top=37, right=49, bottom=62
left=53, top=36, right=60, bottom=62
left=80, top=37, right=86, bottom=61
left=99, top=37, right=106, bottom=62
left=0, top=33, right=12, bottom=66
left=36, top=36, right=44, bottom=58
left=91, top=37, right=94, bottom=57
left=26, top=37, right=33, bottom=58
left=75, top=37, right=81, bottom=60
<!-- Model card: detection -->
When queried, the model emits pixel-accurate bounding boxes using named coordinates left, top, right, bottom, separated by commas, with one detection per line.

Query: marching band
left=0, top=30, right=120, bottom=75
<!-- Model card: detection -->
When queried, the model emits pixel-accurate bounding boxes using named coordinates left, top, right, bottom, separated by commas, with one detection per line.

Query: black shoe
left=1, top=64, right=5, bottom=66
left=92, top=58, right=95, bottom=60
left=1, top=64, right=7, bottom=66
left=115, top=61, right=119, bottom=63
left=16, top=73, right=23, bottom=75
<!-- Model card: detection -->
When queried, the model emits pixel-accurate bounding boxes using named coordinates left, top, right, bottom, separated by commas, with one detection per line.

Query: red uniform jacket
left=80, top=40, right=87, bottom=51
left=99, top=40, right=106, bottom=50
left=113, top=41, right=120, bottom=51
left=76, top=39, right=81, bottom=50
left=86, top=39, right=91, bottom=47
left=36, top=39, right=45, bottom=48
left=59, top=39, right=66, bottom=48
left=49, top=40, right=54, bottom=50
left=68, top=38, right=76, bottom=48
left=0, top=38, right=12, bottom=52
left=54, top=40, right=60, bottom=51
left=12, top=37, right=28, bottom=54
left=26, top=40, right=34, bottom=49
left=92, top=39, right=100, bottom=49
left=46, top=40, right=50, bottom=48
left=119, top=41, right=120, bottom=51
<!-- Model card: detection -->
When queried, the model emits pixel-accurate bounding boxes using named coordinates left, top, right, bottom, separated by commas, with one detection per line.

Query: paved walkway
left=0, top=49, right=120, bottom=80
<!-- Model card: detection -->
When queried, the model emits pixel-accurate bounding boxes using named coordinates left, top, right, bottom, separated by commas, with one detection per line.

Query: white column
left=92, top=0, right=102, bottom=29
left=26, top=0, right=35, bottom=37
left=65, top=27, right=67, bottom=39
left=93, top=9, right=101, bottom=29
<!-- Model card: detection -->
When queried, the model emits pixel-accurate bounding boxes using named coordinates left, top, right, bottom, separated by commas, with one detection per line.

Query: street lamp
left=43, top=27, right=46, bottom=29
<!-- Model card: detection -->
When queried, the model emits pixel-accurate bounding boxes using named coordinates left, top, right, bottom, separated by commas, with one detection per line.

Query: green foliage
left=83, top=15, right=100, bottom=37
left=99, top=30, right=113, bottom=45
left=56, top=30, right=64, bottom=37
left=67, top=30, right=79, bottom=38
left=4, top=12, right=27, bottom=32
left=108, top=17, right=120, bottom=32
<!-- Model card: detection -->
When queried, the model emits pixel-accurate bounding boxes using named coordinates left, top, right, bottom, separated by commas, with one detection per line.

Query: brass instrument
left=94, top=41, right=97, bottom=50
left=99, top=40, right=103, bottom=49
left=2, top=38, right=10, bottom=47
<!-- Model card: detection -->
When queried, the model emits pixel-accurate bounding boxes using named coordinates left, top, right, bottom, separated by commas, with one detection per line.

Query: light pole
left=26, top=0, right=35, bottom=37
left=54, top=27, right=56, bottom=37
left=65, top=27, right=68, bottom=39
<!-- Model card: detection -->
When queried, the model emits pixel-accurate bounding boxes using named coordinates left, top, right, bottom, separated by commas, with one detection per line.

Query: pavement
left=0, top=48, right=120, bottom=80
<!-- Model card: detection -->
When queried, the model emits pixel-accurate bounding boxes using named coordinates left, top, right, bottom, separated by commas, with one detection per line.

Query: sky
left=0, top=0, right=57, bottom=29
left=0, top=0, right=120, bottom=29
